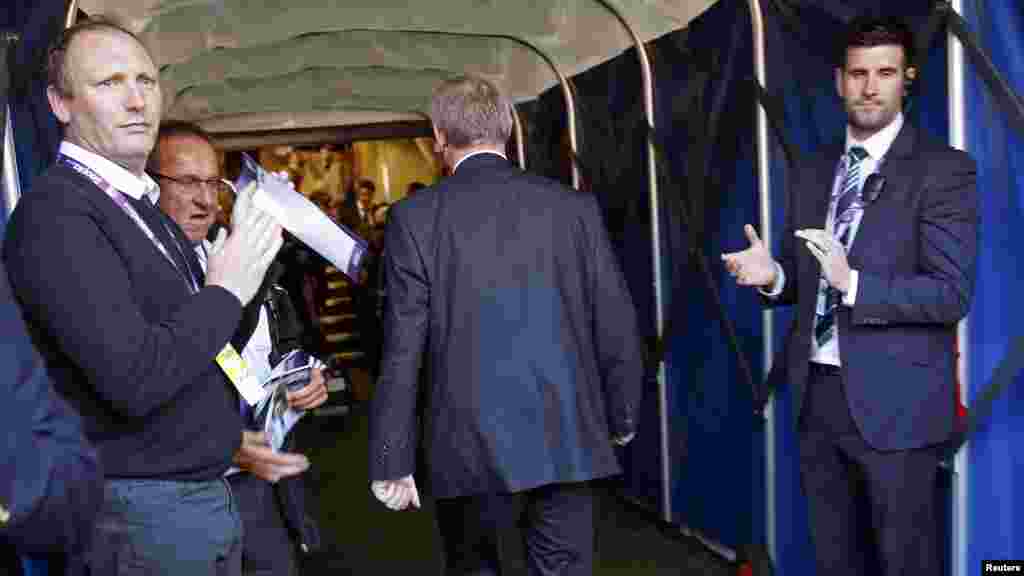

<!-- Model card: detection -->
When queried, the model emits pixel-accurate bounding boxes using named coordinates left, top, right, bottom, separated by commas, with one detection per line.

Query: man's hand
left=287, top=367, right=328, bottom=410
left=233, top=430, right=309, bottom=483
left=794, top=229, right=852, bottom=294
left=370, top=475, right=421, bottom=511
left=206, top=183, right=284, bottom=305
left=721, top=225, right=779, bottom=287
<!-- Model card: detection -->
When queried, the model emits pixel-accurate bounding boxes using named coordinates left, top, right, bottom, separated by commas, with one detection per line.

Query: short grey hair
left=429, top=75, right=513, bottom=148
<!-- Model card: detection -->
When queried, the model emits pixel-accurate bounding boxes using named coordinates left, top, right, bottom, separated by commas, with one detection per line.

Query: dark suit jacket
left=4, top=163, right=244, bottom=481
left=770, top=123, right=979, bottom=451
left=0, top=261, right=102, bottom=566
left=368, top=153, right=643, bottom=499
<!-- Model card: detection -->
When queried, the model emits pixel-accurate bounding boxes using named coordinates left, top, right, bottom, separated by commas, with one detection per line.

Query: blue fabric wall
left=654, top=0, right=764, bottom=551
left=962, top=0, right=1024, bottom=566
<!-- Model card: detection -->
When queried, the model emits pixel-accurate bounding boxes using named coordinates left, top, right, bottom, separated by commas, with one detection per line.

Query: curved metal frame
left=510, top=105, right=526, bottom=170
left=2, top=109, right=21, bottom=217
left=588, top=0, right=669, bottom=523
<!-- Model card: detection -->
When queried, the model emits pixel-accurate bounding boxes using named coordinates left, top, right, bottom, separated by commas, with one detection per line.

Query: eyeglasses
left=151, top=172, right=237, bottom=197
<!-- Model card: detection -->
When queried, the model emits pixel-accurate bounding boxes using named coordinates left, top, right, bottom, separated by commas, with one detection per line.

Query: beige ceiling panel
left=77, top=0, right=722, bottom=129
left=161, top=31, right=507, bottom=93
left=167, top=67, right=450, bottom=120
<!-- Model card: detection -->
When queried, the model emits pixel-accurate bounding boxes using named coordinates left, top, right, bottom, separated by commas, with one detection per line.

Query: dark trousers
left=798, top=363, right=942, bottom=576
left=434, top=482, right=594, bottom=576
left=88, top=478, right=243, bottom=575
left=227, top=472, right=298, bottom=576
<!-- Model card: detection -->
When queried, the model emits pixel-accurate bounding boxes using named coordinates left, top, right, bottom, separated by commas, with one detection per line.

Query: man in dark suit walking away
left=368, top=75, right=643, bottom=576
left=723, top=16, right=979, bottom=576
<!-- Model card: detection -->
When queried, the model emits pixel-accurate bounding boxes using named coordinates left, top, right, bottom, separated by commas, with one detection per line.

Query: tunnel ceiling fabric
left=75, top=0, right=716, bottom=133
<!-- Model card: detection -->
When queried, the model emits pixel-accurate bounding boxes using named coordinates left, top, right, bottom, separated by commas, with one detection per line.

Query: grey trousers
left=88, top=478, right=244, bottom=575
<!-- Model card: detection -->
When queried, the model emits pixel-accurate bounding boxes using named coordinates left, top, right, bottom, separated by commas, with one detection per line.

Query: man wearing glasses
left=149, top=122, right=328, bottom=575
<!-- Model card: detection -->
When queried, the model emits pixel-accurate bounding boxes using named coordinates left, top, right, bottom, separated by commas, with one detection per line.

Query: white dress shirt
left=452, top=149, right=508, bottom=173
left=59, top=141, right=160, bottom=201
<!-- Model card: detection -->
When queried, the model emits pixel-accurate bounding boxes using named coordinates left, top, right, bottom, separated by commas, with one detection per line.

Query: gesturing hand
left=233, top=431, right=309, bottom=483
left=206, top=183, right=284, bottom=305
left=721, top=224, right=779, bottom=287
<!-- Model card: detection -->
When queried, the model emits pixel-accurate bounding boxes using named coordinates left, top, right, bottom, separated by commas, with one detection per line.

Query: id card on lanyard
left=60, top=154, right=266, bottom=406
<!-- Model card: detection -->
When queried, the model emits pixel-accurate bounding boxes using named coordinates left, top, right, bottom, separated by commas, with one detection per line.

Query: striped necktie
left=814, top=145, right=868, bottom=348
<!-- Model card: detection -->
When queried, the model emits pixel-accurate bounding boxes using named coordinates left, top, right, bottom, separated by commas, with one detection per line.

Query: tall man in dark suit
left=723, top=16, right=979, bottom=575
left=3, top=18, right=283, bottom=575
left=0, top=260, right=102, bottom=574
left=368, top=75, right=643, bottom=576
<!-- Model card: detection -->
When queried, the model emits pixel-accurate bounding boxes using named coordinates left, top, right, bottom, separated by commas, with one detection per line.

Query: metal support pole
left=588, top=0, right=669, bottom=523
left=65, top=0, right=80, bottom=29
left=746, top=0, right=776, bottom=564
left=947, top=2, right=969, bottom=574
left=2, top=108, right=21, bottom=216
left=511, top=101, right=526, bottom=170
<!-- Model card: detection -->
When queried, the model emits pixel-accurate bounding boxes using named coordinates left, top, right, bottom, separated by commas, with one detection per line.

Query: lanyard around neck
left=59, top=154, right=198, bottom=294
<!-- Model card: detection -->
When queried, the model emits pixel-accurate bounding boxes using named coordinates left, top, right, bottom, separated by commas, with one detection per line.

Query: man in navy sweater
left=3, top=18, right=282, bottom=575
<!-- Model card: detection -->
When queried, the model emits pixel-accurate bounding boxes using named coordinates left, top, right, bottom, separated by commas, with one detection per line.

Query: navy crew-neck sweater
left=4, top=164, right=244, bottom=480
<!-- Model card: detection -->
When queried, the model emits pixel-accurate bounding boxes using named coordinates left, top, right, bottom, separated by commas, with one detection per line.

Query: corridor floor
left=296, top=401, right=735, bottom=575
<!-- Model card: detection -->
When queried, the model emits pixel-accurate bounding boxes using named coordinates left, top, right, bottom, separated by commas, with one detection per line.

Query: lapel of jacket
left=846, top=122, right=917, bottom=261
left=809, top=143, right=843, bottom=230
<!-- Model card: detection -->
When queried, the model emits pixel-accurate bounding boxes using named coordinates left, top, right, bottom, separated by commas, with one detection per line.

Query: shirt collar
left=452, top=150, right=507, bottom=174
left=59, top=141, right=159, bottom=201
left=845, top=112, right=903, bottom=162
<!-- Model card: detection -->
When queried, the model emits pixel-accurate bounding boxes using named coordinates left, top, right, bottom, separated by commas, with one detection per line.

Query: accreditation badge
left=216, top=343, right=265, bottom=406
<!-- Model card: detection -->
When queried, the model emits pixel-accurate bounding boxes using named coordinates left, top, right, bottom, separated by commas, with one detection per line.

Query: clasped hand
left=793, top=229, right=852, bottom=294
left=371, top=475, right=421, bottom=511
left=206, top=182, right=284, bottom=305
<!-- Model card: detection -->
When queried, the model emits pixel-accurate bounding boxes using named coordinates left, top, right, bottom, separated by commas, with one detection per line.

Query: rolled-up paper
left=236, top=153, right=368, bottom=280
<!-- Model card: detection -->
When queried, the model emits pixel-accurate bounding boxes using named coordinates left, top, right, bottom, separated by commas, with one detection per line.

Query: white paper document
left=237, top=153, right=368, bottom=281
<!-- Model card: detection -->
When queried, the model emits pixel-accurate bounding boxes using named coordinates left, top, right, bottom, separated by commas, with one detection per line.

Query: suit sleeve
left=763, top=162, right=800, bottom=307
left=4, top=185, right=241, bottom=419
left=584, top=196, right=643, bottom=439
left=368, top=204, right=428, bottom=481
left=0, top=263, right=102, bottom=555
left=852, top=151, right=979, bottom=325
